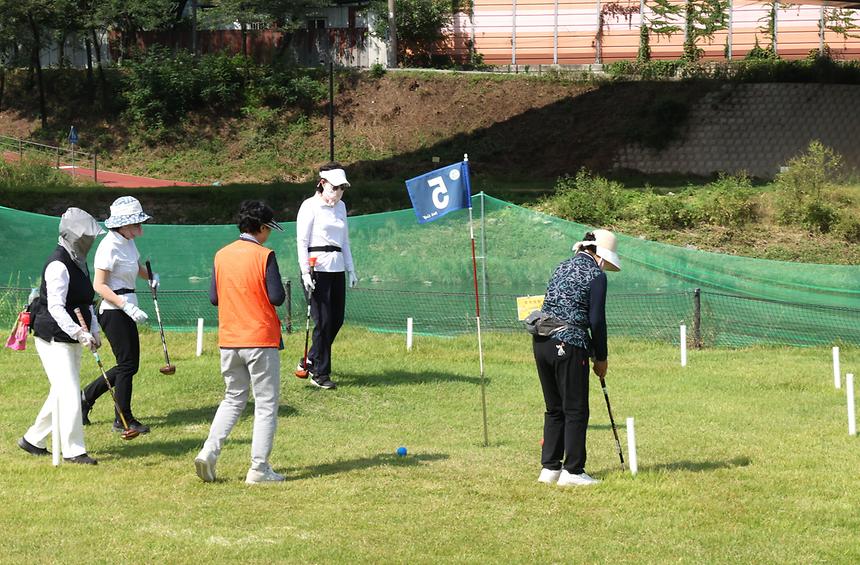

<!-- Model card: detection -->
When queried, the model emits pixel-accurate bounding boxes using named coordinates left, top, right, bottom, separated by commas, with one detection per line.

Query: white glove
left=302, top=273, right=315, bottom=293
left=76, top=330, right=97, bottom=352
left=148, top=273, right=160, bottom=290
left=348, top=270, right=358, bottom=289
left=122, top=300, right=149, bottom=324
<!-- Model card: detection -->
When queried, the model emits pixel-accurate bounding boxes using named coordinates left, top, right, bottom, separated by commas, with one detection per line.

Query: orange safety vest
left=214, top=239, right=281, bottom=348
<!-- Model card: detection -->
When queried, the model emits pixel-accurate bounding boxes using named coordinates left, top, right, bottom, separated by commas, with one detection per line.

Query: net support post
left=680, top=324, right=687, bottom=367
left=693, top=288, right=702, bottom=348
left=407, top=317, right=413, bottom=351
left=285, top=279, right=293, bottom=334
left=196, top=318, right=204, bottom=357
left=847, top=373, right=856, bottom=436
left=833, top=346, right=841, bottom=389
left=626, top=417, right=638, bottom=475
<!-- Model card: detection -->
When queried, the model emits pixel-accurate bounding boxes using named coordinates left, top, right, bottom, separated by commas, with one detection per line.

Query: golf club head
left=160, top=364, right=176, bottom=375
left=294, top=369, right=309, bottom=379
left=120, top=429, right=140, bottom=441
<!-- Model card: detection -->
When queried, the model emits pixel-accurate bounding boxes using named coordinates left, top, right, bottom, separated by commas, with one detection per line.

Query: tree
left=368, top=0, right=454, bottom=66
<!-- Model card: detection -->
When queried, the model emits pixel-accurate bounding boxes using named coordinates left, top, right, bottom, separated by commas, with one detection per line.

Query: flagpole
left=464, top=154, right=489, bottom=447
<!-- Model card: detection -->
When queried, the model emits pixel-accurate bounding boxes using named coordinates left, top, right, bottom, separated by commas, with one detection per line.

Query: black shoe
left=81, top=395, right=92, bottom=426
left=64, top=453, right=98, bottom=465
left=17, top=437, right=49, bottom=456
left=310, top=374, right=337, bottom=390
left=113, top=420, right=150, bottom=434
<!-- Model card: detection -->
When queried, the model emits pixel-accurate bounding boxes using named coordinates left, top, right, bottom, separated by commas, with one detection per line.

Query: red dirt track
left=3, top=151, right=197, bottom=188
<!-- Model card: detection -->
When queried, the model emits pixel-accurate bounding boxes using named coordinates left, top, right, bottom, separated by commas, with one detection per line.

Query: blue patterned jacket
left=540, top=252, right=608, bottom=360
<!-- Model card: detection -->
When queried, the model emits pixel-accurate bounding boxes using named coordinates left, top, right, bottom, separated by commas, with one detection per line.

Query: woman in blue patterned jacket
left=534, top=229, right=621, bottom=487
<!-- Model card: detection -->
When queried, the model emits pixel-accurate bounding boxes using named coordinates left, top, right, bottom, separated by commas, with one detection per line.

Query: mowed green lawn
left=0, top=328, right=858, bottom=564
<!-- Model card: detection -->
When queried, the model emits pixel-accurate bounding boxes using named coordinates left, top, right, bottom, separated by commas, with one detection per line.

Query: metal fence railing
left=0, top=134, right=98, bottom=182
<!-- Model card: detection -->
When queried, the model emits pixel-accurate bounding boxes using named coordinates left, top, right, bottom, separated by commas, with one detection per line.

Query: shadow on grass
left=95, top=437, right=230, bottom=459
left=642, top=456, right=752, bottom=473
left=284, top=452, right=449, bottom=481
left=336, top=371, right=489, bottom=387
left=141, top=403, right=298, bottom=428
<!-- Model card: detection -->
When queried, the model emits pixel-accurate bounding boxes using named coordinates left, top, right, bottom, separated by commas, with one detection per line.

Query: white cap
left=319, top=168, right=350, bottom=188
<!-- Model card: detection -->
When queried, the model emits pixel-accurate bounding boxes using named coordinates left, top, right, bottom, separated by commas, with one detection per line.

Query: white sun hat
left=319, top=168, right=350, bottom=188
left=572, top=229, right=621, bottom=271
left=104, top=196, right=152, bottom=228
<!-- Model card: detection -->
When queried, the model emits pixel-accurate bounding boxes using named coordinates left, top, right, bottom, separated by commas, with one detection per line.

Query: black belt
left=308, top=246, right=342, bottom=253
left=114, top=288, right=135, bottom=295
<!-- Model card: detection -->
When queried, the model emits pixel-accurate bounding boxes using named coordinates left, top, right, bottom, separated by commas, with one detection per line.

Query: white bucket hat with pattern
left=104, top=196, right=152, bottom=228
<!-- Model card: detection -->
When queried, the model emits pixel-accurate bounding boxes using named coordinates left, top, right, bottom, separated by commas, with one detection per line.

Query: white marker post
left=51, top=391, right=60, bottom=467
left=626, top=417, right=638, bottom=475
left=833, top=346, right=841, bottom=389
left=847, top=373, right=856, bottom=436
left=196, top=318, right=204, bottom=357
left=406, top=317, right=413, bottom=351
left=680, top=324, right=687, bottom=367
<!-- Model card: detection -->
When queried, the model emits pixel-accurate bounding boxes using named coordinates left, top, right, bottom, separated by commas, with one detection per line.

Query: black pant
left=533, top=336, right=590, bottom=474
left=306, top=271, right=345, bottom=378
left=82, top=309, right=140, bottom=422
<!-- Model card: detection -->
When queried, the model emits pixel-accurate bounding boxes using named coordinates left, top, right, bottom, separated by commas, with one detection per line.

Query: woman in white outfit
left=19, top=208, right=104, bottom=465
left=296, top=162, right=358, bottom=390
left=81, top=196, right=156, bottom=435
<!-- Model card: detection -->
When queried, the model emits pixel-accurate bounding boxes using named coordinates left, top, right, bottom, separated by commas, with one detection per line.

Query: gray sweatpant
left=201, top=348, right=280, bottom=472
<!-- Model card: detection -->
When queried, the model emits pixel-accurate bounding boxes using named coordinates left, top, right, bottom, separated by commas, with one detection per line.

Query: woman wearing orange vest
left=194, top=200, right=286, bottom=484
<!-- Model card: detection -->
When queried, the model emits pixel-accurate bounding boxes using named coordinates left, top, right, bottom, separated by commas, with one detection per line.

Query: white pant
left=201, top=348, right=280, bottom=472
left=24, top=337, right=87, bottom=458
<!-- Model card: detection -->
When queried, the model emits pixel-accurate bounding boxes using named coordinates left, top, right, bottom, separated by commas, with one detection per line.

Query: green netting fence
left=2, top=195, right=858, bottom=347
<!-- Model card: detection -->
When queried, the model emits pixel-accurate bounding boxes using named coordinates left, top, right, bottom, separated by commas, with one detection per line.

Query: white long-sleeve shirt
left=296, top=194, right=355, bottom=275
left=44, top=261, right=100, bottom=339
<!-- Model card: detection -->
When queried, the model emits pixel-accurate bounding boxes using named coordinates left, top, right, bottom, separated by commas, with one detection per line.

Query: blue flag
left=405, top=160, right=472, bottom=224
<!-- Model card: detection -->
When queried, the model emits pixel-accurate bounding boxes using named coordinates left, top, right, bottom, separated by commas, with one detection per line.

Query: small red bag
left=5, top=311, right=30, bottom=351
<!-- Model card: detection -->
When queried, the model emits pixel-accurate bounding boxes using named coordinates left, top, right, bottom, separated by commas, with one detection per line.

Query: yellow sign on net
left=516, top=295, right=545, bottom=321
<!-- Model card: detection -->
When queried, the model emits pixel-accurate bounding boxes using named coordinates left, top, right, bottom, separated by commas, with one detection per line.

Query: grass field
left=1, top=328, right=858, bottom=563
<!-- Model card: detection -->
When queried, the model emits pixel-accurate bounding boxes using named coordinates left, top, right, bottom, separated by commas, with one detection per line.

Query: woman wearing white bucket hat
left=533, top=229, right=621, bottom=487
left=295, top=162, right=357, bottom=390
left=81, top=196, right=157, bottom=436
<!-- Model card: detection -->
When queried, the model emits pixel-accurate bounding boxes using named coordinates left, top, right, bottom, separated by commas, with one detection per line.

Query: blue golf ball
left=396, top=446, right=407, bottom=457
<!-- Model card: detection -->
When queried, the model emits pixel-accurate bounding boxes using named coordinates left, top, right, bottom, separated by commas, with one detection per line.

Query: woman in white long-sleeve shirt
left=19, top=208, right=104, bottom=465
left=295, top=162, right=357, bottom=390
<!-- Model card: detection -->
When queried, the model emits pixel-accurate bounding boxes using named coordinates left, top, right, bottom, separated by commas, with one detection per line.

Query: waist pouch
left=523, top=310, right=569, bottom=337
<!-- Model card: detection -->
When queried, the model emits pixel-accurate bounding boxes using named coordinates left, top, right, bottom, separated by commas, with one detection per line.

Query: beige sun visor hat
left=319, top=168, right=350, bottom=188
left=572, top=229, right=621, bottom=271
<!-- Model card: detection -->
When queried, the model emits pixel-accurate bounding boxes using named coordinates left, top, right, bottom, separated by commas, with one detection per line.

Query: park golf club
left=295, top=257, right=317, bottom=378
left=74, top=308, right=140, bottom=441
left=145, top=260, right=176, bottom=375
left=598, top=374, right=625, bottom=470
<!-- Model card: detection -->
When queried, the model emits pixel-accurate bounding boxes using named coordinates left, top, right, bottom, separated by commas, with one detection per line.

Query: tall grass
left=0, top=328, right=858, bottom=562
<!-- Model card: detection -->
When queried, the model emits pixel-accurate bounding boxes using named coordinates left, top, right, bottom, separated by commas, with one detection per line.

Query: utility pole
left=192, top=1, right=198, bottom=55
left=387, top=0, right=397, bottom=67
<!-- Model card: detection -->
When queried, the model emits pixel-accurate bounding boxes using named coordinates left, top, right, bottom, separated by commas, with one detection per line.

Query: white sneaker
left=537, top=468, right=562, bottom=484
left=557, top=470, right=600, bottom=486
left=194, top=451, right=217, bottom=483
left=245, top=465, right=285, bottom=484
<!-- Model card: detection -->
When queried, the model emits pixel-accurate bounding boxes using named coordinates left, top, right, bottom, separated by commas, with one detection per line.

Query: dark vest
left=32, top=246, right=95, bottom=343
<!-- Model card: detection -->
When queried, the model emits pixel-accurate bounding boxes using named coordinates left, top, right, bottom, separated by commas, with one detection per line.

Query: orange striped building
left=447, top=0, right=860, bottom=65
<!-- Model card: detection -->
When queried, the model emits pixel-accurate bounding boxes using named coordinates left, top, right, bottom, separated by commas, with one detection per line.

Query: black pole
left=693, top=288, right=702, bottom=348
left=328, top=59, right=334, bottom=161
